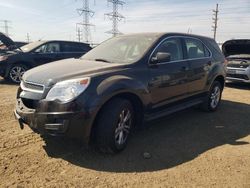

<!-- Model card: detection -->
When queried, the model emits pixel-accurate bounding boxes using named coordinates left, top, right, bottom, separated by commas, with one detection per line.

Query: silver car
left=222, top=39, right=250, bottom=83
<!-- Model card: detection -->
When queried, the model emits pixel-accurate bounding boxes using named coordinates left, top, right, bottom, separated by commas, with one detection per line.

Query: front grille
left=227, top=64, right=250, bottom=68
left=227, top=74, right=249, bottom=80
left=21, top=81, right=44, bottom=93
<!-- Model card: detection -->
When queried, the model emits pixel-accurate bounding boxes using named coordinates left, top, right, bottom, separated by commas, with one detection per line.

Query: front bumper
left=14, top=98, right=95, bottom=143
left=226, top=67, right=250, bottom=83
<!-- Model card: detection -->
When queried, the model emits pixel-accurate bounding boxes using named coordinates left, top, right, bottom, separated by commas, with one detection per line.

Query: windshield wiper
left=94, top=58, right=112, bottom=63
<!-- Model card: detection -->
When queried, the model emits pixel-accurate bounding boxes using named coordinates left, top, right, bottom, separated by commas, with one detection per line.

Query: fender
left=205, top=61, right=226, bottom=91
left=87, top=75, right=151, bottom=109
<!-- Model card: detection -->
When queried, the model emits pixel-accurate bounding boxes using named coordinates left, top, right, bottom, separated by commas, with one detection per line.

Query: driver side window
left=154, top=38, right=183, bottom=62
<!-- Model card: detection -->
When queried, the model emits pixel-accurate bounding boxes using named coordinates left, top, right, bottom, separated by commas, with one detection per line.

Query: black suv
left=0, top=33, right=91, bottom=83
left=14, top=33, right=226, bottom=153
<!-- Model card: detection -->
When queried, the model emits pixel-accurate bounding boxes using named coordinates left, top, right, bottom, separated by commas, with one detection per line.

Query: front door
left=32, top=42, right=61, bottom=66
left=148, top=37, right=189, bottom=109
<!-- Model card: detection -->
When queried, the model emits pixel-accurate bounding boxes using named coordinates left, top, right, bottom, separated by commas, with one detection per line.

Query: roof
left=118, top=32, right=214, bottom=41
left=35, top=40, right=90, bottom=45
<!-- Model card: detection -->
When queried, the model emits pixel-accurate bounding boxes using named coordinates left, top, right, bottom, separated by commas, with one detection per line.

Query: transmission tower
left=0, top=20, right=11, bottom=36
left=105, top=0, right=125, bottom=37
left=76, top=0, right=95, bottom=43
left=212, top=4, right=219, bottom=40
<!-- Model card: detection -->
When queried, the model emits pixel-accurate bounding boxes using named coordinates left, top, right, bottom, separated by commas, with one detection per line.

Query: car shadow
left=0, top=78, right=17, bottom=85
left=43, top=100, right=250, bottom=172
left=226, top=82, right=250, bottom=90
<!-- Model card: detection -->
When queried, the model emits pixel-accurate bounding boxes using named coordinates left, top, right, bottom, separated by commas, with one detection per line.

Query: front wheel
left=201, top=81, right=222, bottom=112
left=8, top=64, right=27, bottom=83
left=94, top=98, right=134, bottom=153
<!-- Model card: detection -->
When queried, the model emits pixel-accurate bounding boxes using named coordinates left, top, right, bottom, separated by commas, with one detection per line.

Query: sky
left=0, top=0, right=249, bottom=44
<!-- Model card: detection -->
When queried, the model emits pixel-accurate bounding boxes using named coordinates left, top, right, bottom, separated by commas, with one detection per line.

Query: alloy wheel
left=115, top=108, right=132, bottom=146
left=9, top=66, right=26, bottom=83
left=210, top=85, right=221, bottom=109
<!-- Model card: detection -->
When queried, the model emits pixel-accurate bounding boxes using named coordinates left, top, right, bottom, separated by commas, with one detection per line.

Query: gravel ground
left=0, top=78, right=249, bottom=187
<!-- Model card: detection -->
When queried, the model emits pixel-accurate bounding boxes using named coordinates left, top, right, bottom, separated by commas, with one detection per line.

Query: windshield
left=82, top=34, right=159, bottom=64
left=21, top=41, right=45, bottom=52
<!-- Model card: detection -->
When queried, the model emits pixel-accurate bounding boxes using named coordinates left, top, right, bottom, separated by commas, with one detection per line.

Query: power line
left=76, top=0, right=95, bottom=43
left=0, top=20, right=11, bottom=36
left=212, top=3, right=219, bottom=40
left=105, top=0, right=125, bottom=37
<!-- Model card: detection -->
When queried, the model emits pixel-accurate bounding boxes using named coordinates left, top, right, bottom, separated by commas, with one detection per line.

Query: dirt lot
left=0, top=78, right=249, bottom=188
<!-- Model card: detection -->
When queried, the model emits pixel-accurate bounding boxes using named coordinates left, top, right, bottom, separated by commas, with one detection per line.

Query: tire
left=94, top=98, right=134, bottom=153
left=201, top=81, right=222, bottom=112
left=7, top=64, right=28, bottom=84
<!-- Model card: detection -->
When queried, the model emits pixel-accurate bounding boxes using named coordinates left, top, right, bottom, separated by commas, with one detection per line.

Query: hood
left=222, top=39, right=250, bottom=57
left=22, top=58, right=125, bottom=86
left=0, top=32, right=16, bottom=48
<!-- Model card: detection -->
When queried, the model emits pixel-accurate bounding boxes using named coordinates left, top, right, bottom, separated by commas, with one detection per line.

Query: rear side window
left=79, top=43, right=91, bottom=52
left=185, top=38, right=210, bottom=59
left=61, top=43, right=90, bottom=52
left=153, top=38, right=183, bottom=62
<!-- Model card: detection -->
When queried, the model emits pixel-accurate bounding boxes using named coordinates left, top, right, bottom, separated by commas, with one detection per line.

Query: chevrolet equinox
left=14, top=33, right=227, bottom=153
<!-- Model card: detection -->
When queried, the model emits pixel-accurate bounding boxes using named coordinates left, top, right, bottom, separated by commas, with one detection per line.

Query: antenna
left=105, top=0, right=125, bottom=37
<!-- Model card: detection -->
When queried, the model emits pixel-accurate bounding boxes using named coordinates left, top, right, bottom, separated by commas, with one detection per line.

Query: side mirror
left=151, top=52, right=171, bottom=64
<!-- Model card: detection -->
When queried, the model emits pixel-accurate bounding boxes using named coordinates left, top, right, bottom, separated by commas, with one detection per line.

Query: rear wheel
left=8, top=64, right=27, bottom=83
left=201, top=81, right=222, bottom=112
left=95, top=98, right=134, bottom=153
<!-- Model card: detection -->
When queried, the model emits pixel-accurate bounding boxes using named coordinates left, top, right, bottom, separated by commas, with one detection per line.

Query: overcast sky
left=0, top=0, right=249, bottom=44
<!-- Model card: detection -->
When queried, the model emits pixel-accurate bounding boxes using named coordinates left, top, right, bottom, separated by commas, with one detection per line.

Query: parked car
left=0, top=33, right=91, bottom=83
left=14, top=33, right=226, bottom=153
left=222, top=39, right=250, bottom=83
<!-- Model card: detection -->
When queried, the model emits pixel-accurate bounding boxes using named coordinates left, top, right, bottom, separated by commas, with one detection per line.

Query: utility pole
left=76, top=26, right=82, bottom=42
left=0, top=20, right=11, bottom=36
left=105, top=0, right=125, bottom=37
left=26, top=33, right=30, bottom=43
left=76, top=0, right=95, bottom=43
left=212, top=3, right=219, bottom=40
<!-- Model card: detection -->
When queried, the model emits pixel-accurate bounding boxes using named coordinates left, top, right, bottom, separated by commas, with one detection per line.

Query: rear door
left=148, top=37, right=189, bottom=108
left=60, top=42, right=90, bottom=59
left=183, top=37, right=212, bottom=95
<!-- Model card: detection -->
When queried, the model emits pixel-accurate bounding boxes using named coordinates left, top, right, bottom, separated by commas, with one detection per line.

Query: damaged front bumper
left=14, top=97, right=94, bottom=143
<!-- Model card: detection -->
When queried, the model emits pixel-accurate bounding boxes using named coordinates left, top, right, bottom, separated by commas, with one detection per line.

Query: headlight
left=46, top=77, right=91, bottom=102
left=0, top=56, right=8, bottom=61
